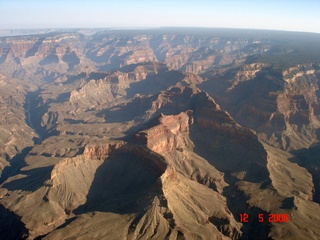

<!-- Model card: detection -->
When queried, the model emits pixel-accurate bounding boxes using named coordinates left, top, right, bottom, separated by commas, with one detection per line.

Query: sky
left=1, top=0, right=320, bottom=33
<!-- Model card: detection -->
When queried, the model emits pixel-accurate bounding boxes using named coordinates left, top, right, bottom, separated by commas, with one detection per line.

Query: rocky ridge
left=0, top=29, right=320, bottom=239
left=0, top=84, right=269, bottom=239
left=201, top=62, right=320, bottom=150
left=0, top=73, right=36, bottom=178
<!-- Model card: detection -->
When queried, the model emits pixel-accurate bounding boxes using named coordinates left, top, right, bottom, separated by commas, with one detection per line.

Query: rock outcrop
left=0, top=73, right=35, bottom=179
left=1, top=29, right=320, bottom=240
left=201, top=62, right=320, bottom=150
left=135, top=112, right=190, bottom=153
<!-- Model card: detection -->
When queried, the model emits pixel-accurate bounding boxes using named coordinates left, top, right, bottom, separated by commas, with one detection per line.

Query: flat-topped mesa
left=105, top=62, right=165, bottom=82
left=52, top=140, right=167, bottom=181
left=282, top=63, right=320, bottom=84
left=134, top=112, right=190, bottom=153
left=228, top=63, right=270, bottom=91
left=82, top=138, right=168, bottom=173
left=0, top=33, right=82, bottom=55
left=82, top=141, right=126, bottom=160
left=69, top=62, right=168, bottom=106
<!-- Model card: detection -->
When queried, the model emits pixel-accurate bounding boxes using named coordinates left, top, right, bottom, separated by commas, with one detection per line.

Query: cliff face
left=228, top=63, right=269, bottom=90
left=0, top=73, right=35, bottom=178
left=83, top=141, right=168, bottom=175
left=1, top=29, right=320, bottom=240
left=0, top=84, right=269, bottom=239
left=0, top=33, right=86, bottom=83
left=281, top=65, right=320, bottom=120
left=271, top=64, right=320, bottom=149
left=135, top=112, right=190, bottom=153
left=0, top=30, right=272, bottom=86
left=82, top=141, right=125, bottom=160
left=68, top=63, right=163, bottom=107
left=201, top=62, right=320, bottom=150
left=0, top=139, right=167, bottom=238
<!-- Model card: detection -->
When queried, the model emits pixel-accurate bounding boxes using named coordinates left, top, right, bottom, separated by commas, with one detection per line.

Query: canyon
left=0, top=28, right=320, bottom=239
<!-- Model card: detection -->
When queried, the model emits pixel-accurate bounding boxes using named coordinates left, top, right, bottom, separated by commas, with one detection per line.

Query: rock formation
left=1, top=28, right=320, bottom=239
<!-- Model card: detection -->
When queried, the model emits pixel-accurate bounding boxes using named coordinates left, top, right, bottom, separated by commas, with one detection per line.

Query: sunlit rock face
left=1, top=29, right=320, bottom=240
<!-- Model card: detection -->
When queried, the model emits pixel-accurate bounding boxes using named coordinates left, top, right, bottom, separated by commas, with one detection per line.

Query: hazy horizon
left=1, top=0, right=320, bottom=34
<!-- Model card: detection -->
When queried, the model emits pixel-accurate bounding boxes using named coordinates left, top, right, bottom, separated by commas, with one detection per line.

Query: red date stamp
left=239, top=213, right=289, bottom=223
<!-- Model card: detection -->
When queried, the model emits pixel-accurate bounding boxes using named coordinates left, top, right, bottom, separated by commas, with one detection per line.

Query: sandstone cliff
left=201, top=62, right=320, bottom=150
left=0, top=86, right=269, bottom=239
left=1, top=29, right=320, bottom=240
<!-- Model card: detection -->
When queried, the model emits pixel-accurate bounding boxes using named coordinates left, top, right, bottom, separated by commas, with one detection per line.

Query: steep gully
left=0, top=92, right=42, bottom=184
left=26, top=93, right=43, bottom=144
left=0, top=93, right=42, bottom=239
